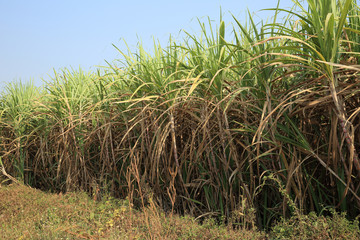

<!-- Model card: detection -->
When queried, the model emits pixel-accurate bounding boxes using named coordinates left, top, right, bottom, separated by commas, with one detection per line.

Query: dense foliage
left=1, top=0, right=360, bottom=229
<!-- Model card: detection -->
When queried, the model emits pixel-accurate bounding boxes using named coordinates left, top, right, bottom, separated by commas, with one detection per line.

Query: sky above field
left=0, top=0, right=296, bottom=90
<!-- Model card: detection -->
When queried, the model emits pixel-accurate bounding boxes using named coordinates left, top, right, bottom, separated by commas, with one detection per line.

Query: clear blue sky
left=0, top=0, right=296, bottom=89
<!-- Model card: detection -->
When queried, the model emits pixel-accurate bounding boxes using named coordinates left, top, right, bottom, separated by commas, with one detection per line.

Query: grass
left=0, top=183, right=266, bottom=239
left=1, top=0, right=360, bottom=232
left=1, top=183, right=359, bottom=239
left=271, top=210, right=360, bottom=239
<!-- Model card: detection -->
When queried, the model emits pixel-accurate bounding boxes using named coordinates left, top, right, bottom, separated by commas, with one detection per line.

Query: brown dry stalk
left=169, top=111, right=179, bottom=169
left=0, top=165, right=20, bottom=184
left=329, top=80, right=360, bottom=177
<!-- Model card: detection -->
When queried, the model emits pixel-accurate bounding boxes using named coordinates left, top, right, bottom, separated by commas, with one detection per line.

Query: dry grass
left=0, top=183, right=265, bottom=239
left=1, top=183, right=359, bottom=239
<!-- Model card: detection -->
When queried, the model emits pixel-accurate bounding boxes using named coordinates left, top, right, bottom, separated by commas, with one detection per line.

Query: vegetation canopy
left=1, top=0, right=360, bottom=231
